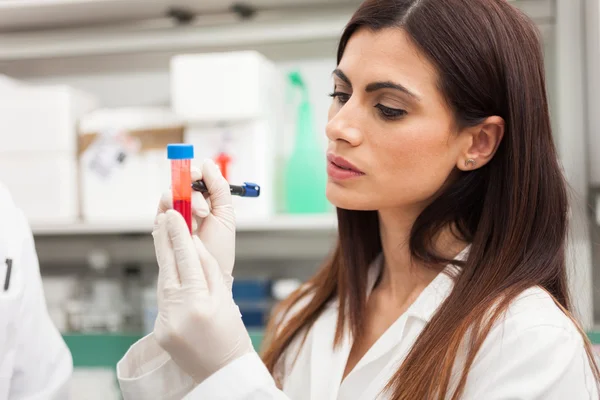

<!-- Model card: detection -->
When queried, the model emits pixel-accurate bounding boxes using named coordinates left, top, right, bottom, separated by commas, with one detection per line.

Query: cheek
left=373, top=124, right=457, bottom=204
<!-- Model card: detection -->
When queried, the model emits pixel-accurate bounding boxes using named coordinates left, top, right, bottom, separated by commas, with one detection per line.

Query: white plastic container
left=0, top=153, right=78, bottom=224
left=0, top=84, right=97, bottom=224
left=0, top=84, right=97, bottom=153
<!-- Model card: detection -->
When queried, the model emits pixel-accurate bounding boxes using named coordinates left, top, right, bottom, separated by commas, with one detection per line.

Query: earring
left=465, top=158, right=476, bottom=168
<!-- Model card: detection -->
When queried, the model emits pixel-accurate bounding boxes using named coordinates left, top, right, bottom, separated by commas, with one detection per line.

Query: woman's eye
left=329, top=91, right=350, bottom=105
left=375, top=104, right=407, bottom=120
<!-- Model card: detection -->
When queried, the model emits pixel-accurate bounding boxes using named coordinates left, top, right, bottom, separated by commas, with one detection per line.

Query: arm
left=184, top=352, right=290, bottom=400
left=117, top=334, right=196, bottom=400
left=118, top=337, right=290, bottom=400
left=8, top=211, right=72, bottom=399
left=462, top=321, right=598, bottom=399
left=119, top=210, right=291, bottom=400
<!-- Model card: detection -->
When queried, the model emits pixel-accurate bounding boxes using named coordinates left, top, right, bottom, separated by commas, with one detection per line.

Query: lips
left=327, top=153, right=363, bottom=173
left=326, top=153, right=365, bottom=180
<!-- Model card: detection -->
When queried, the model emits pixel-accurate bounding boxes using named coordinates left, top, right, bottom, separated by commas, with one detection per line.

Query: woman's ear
left=457, top=116, right=505, bottom=171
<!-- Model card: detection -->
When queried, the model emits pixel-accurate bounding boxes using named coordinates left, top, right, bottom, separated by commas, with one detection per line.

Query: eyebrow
left=332, top=68, right=420, bottom=101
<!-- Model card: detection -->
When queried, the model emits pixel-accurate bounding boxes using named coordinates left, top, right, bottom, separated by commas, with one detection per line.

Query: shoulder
left=483, top=286, right=586, bottom=355
left=499, top=286, right=581, bottom=335
left=463, top=287, right=598, bottom=398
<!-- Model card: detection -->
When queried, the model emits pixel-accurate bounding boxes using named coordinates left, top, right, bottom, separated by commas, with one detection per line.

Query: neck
left=376, top=208, right=465, bottom=304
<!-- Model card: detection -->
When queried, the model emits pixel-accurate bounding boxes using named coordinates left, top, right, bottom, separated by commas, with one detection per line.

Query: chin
left=326, top=181, right=375, bottom=211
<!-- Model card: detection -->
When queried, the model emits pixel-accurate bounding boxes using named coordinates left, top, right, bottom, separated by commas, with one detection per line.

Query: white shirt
left=0, top=184, right=73, bottom=399
left=117, top=250, right=599, bottom=399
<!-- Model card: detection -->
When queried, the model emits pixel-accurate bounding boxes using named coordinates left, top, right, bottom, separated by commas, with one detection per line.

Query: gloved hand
left=156, top=158, right=236, bottom=289
left=152, top=209, right=254, bottom=383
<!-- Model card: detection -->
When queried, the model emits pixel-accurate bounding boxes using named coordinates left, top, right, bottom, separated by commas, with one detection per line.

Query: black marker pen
left=191, top=181, right=260, bottom=198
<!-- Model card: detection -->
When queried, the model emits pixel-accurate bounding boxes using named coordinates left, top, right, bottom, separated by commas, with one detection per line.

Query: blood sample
left=167, top=144, right=194, bottom=234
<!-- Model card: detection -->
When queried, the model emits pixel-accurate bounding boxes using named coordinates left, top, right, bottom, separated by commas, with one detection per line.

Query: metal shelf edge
left=31, top=214, right=337, bottom=236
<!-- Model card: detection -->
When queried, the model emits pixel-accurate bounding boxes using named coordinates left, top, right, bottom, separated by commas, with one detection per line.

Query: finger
left=191, top=191, right=210, bottom=218
left=153, top=213, right=180, bottom=292
left=156, top=190, right=173, bottom=216
left=202, top=159, right=232, bottom=209
left=193, top=236, right=225, bottom=295
left=165, top=210, right=207, bottom=288
left=154, top=190, right=172, bottom=232
left=191, top=165, right=202, bottom=182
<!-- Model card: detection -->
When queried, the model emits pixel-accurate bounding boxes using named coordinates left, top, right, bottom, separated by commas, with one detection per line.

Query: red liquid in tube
left=173, top=198, right=192, bottom=233
left=167, top=145, right=194, bottom=234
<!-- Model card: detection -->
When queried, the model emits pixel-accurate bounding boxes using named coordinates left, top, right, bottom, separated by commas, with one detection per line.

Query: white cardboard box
left=0, top=153, right=78, bottom=224
left=78, top=108, right=184, bottom=222
left=80, top=147, right=171, bottom=223
left=171, top=51, right=281, bottom=122
left=0, top=85, right=98, bottom=153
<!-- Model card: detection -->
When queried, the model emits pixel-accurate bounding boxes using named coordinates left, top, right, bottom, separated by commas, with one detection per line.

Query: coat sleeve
left=183, top=352, right=291, bottom=400
left=461, top=316, right=599, bottom=399
left=118, top=334, right=290, bottom=400
left=8, top=210, right=73, bottom=399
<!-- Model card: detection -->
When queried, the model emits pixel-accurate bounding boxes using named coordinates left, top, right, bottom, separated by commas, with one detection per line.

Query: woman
left=117, top=0, right=600, bottom=398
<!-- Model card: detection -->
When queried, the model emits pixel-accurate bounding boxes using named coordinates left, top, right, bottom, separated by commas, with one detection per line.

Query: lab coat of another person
left=0, top=183, right=72, bottom=399
left=116, top=162, right=598, bottom=400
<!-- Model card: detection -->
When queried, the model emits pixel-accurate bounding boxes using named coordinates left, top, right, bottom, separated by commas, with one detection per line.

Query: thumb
left=165, top=210, right=206, bottom=288
left=202, top=159, right=232, bottom=210
left=193, top=236, right=226, bottom=295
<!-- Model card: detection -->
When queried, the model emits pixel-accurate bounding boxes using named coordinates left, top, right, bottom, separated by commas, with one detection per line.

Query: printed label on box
left=83, top=132, right=141, bottom=179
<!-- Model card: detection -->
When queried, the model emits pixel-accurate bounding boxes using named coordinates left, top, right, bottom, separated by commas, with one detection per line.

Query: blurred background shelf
left=0, top=0, right=361, bottom=33
left=0, top=4, right=357, bottom=61
left=0, top=0, right=551, bottom=62
left=31, top=213, right=338, bottom=236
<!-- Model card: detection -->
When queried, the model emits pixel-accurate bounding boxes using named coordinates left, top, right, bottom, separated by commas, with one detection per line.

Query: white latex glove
left=153, top=209, right=254, bottom=384
left=156, top=158, right=236, bottom=289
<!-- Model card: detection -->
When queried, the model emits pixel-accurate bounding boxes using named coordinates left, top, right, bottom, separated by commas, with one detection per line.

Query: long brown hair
left=262, top=0, right=600, bottom=398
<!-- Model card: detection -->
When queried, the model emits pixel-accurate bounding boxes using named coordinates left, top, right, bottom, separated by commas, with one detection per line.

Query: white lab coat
left=117, top=250, right=599, bottom=400
left=0, top=184, right=72, bottom=399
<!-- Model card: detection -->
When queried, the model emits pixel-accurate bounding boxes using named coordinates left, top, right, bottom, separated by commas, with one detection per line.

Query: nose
left=325, top=104, right=363, bottom=147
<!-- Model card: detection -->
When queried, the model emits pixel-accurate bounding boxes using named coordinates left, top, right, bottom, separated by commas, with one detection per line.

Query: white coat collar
left=304, top=245, right=471, bottom=400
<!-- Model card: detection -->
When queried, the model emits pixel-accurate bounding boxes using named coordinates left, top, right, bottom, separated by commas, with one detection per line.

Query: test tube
left=167, top=144, right=194, bottom=233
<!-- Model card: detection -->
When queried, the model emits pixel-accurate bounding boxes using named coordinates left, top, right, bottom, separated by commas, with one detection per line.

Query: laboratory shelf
left=0, top=0, right=360, bottom=33
left=63, top=330, right=265, bottom=368
left=0, top=1, right=551, bottom=61
left=31, top=213, right=337, bottom=236
left=0, top=7, right=353, bottom=61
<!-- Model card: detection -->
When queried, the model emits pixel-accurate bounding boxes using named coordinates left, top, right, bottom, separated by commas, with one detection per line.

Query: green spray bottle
left=284, top=71, right=329, bottom=214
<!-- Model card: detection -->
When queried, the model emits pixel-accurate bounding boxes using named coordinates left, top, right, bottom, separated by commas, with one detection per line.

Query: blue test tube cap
left=167, top=144, right=194, bottom=160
